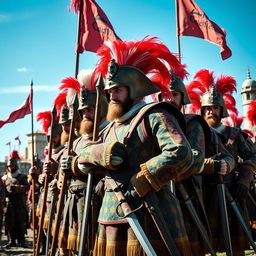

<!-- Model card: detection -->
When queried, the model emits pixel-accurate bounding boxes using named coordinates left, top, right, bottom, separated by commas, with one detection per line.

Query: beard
left=79, top=118, right=94, bottom=135
left=205, top=114, right=221, bottom=128
left=106, top=98, right=133, bottom=121
left=60, top=131, right=69, bottom=145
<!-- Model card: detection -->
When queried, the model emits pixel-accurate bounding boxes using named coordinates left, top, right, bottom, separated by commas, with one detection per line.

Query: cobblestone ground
left=0, top=229, right=33, bottom=256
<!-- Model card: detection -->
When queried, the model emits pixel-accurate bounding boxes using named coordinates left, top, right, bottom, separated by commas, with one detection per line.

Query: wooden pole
left=175, top=0, right=181, bottom=63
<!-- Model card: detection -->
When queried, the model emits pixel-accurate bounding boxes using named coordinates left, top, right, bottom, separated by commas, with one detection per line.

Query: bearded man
left=62, top=37, right=195, bottom=255
left=57, top=69, right=108, bottom=256
left=189, top=69, right=256, bottom=255
left=158, top=70, right=235, bottom=255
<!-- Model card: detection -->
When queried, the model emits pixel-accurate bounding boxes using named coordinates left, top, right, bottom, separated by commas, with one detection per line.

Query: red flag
left=177, top=0, right=232, bottom=60
left=69, top=0, right=120, bottom=53
left=0, top=89, right=32, bottom=128
left=15, top=136, right=21, bottom=145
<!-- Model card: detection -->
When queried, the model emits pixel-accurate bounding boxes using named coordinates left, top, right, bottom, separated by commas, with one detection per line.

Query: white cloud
left=17, top=67, right=29, bottom=73
left=0, top=85, right=58, bottom=94
left=0, top=14, right=10, bottom=23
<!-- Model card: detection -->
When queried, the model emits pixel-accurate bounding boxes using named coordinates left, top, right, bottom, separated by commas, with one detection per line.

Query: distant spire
left=247, top=66, right=251, bottom=79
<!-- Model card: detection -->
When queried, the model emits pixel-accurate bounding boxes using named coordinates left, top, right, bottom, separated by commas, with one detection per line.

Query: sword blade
left=126, top=213, right=157, bottom=256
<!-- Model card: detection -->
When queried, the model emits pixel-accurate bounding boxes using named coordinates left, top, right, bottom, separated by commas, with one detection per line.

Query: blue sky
left=0, top=0, right=255, bottom=161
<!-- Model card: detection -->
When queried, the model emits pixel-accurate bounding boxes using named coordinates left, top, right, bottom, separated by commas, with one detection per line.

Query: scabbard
left=176, top=183, right=216, bottom=256
left=144, top=192, right=180, bottom=256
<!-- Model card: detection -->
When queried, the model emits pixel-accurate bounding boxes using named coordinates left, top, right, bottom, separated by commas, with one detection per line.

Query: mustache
left=206, top=114, right=218, bottom=119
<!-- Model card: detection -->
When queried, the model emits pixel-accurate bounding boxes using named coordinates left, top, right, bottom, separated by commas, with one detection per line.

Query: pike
left=225, top=188, right=256, bottom=252
left=176, top=183, right=216, bottom=256
left=45, top=194, right=57, bottom=256
left=35, top=105, right=57, bottom=256
left=213, top=136, right=233, bottom=256
left=248, top=190, right=256, bottom=209
left=78, top=75, right=104, bottom=256
left=49, top=94, right=79, bottom=256
left=144, top=191, right=181, bottom=256
left=105, top=172, right=157, bottom=256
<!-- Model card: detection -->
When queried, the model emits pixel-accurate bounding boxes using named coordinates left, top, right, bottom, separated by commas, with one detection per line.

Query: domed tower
left=241, top=69, right=256, bottom=133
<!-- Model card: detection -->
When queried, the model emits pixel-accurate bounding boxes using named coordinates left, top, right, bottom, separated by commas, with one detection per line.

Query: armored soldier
left=157, top=70, right=235, bottom=255
left=188, top=69, right=256, bottom=255
left=63, top=37, right=194, bottom=255
left=58, top=69, right=108, bottom=256
left=2, top=150, right=29, bottom=248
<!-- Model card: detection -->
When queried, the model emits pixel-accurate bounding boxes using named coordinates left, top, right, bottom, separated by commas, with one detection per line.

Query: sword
left=248, top=190, right=256, bottom=209
left=45, top=194, right=57, bottom=256
left=176, top=183, right=216, bottom=256
left=216, top=175, right=233, bottom=256
left=144, top=191, right=180, bottom=256
left=105, top=172, right=157, bottom=256
left=225, top=188, right=256, bottom=252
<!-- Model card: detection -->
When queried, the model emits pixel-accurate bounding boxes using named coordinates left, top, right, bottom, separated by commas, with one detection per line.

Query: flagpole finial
left=30, top=79, right=33, bottom=86
left=247, top=66, right=251, bottom=79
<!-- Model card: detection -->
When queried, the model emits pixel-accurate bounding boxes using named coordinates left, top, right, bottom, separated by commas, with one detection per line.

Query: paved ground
left=0, top=229, right=33, bottom=256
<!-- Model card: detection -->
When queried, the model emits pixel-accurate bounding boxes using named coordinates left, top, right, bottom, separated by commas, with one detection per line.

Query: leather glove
left=130, top=172, right=152, bottom=198
left=49, top=179, right=59, bottom=194
left=124, top=182, right=140, bottom=200
left=60, top=156, right=73, bottom=172
left=234, top=183, right=248, bottom=199
left=43, top=160, right=58, bottom=175
left=38, top=173, right=46, bottom=185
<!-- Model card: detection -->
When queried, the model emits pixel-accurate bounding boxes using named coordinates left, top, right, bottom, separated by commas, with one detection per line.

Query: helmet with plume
left=36, top=111, right=62, bottom=136
left=186, top=69, right=237, bottom=118
left=77, top=69, right=108, bottom=118
left=7, top=150, right=20, bottom=167
left=94, top=36, right=185, bottom=100
left=54, top=92, right=70, bottom=124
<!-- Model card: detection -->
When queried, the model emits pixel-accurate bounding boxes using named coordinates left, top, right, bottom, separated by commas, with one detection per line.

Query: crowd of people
left=1, top=37, right=256, bottom=256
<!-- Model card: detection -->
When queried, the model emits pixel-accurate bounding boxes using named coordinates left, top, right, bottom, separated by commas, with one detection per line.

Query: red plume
left=10, top=150, right=20, bottom=160
left=68, top=0, right=79, bottom=14
left=186, top=69, right=237, bottom=115
left=247, top=101, right=256, bottom=126
left=54, top=92, right=68, bottom=117
left=95, top=36, right=185, bottom=95
left=59, top=77, right=81, bottom=95
left=242, top=129, right=254, bottom=138
left=36, top=111, right=52, bottom=134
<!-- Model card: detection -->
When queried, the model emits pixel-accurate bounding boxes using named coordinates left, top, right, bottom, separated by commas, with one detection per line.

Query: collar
left=115, top=101, right=146, bottom=125
left=215, top=123, right=226, bottom=133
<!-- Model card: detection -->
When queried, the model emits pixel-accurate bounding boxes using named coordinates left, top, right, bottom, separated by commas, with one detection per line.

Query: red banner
left=69, top=0, right=120, bottom=53
left=0, top=90, right=32, bottom=128
left=15, top=136, right=21, bottom=145
left=177, top=0, right=232, bottom=60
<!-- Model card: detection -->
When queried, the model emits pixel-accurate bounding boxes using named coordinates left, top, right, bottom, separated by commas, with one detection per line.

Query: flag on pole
left=177, top=0, right=232, bottom=60
left=0, top=89, right=32, bottom=128
left=69, top=0, right=120, bottom=53
left=5, top=142, right=11, bottom=146
left=15, top=136, right=21, bottom=145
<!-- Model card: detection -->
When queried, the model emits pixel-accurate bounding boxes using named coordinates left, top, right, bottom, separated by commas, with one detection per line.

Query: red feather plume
left=36, top=111, right=52, bottom=134
left=186, top=69, right=237, bottom=115
left=10, top=150, right=20, bottom=160
left=242, top=129, right=254, bottom=138
left=95, top=36, right=185, bottom=95
left=247, top=101, right=256, bottom=126
left=59, top=77, right=81, bottom=95
left=223, top=114, right=244, bottom=127
left=68, top=0, right=79, bottom=14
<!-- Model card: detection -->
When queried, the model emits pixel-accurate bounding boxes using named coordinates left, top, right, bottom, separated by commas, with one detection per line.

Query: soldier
left=57, top=69, right=108, bottom=256
left=188, top=69, right=256, bottom=255
left=157, top=70, right=235, bottom=255
left=2, top=150, right=29, bottom=248
left=62, top=37, right=194, bottom=255
left=35, top=111, right=64, bottom=255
